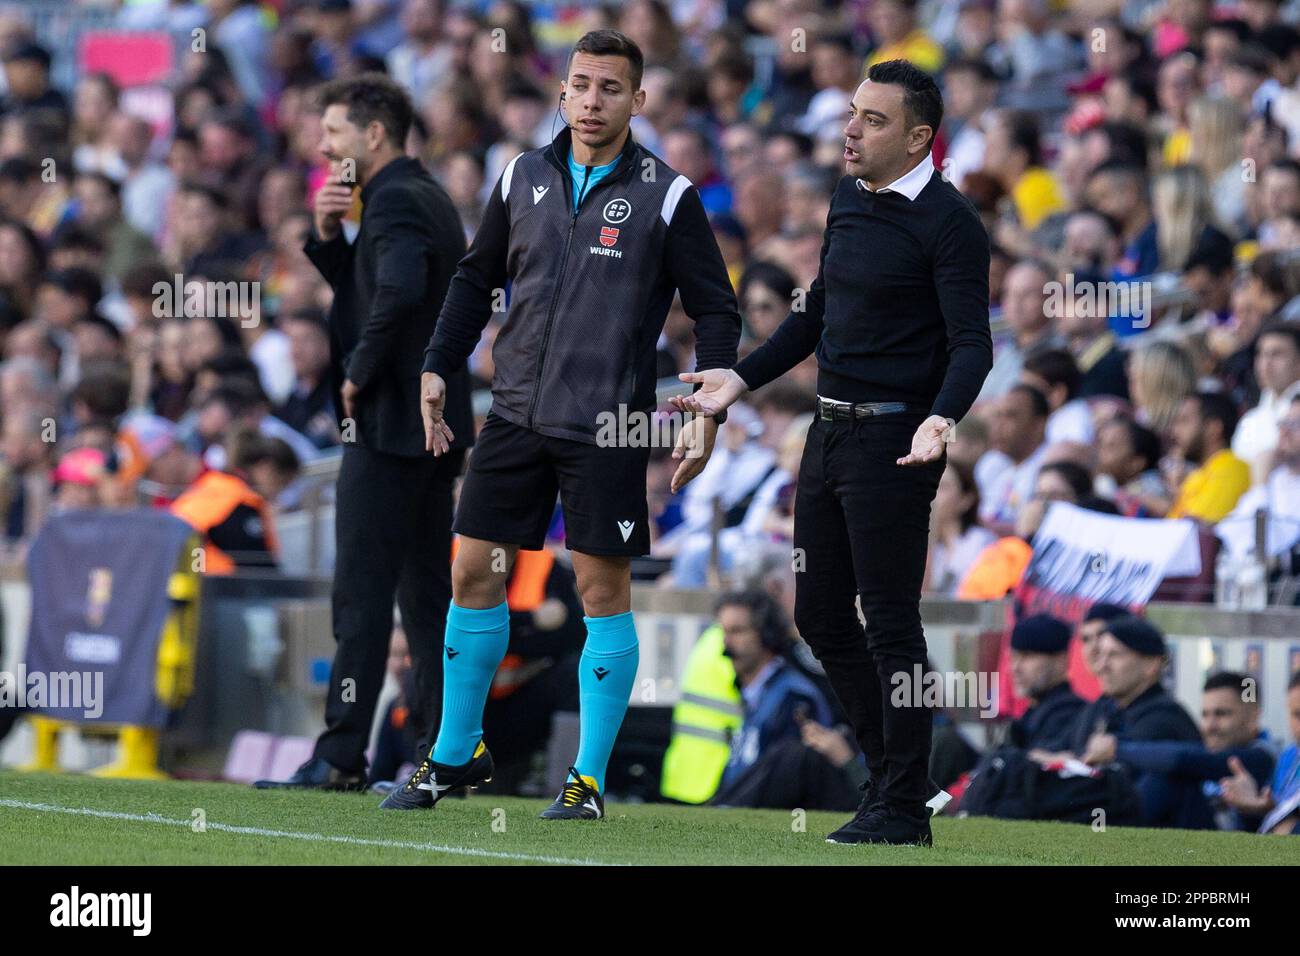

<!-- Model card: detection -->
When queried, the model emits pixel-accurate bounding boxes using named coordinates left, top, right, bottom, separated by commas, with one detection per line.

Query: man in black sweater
left=256, top=74, right=472, bottom=791
left=677, top=60, right=992, bottom=845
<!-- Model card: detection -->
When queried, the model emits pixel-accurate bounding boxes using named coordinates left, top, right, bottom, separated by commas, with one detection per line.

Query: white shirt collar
left=856, top=153, right=935, bottom=201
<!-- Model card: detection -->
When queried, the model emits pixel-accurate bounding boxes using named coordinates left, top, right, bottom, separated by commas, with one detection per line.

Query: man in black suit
left=256, top=74, right=472, bottom=790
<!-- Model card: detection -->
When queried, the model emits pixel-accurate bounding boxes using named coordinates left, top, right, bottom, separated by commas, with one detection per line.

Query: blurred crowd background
left=0, top=0, right=1298, bottom=604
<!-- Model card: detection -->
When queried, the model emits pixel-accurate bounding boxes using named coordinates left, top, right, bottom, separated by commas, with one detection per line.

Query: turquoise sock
left=430, top=601, right=510, bottom=766
left=573, top=611, right=639, bottom=792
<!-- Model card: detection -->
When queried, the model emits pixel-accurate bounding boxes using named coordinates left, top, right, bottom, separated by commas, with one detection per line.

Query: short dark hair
left=1040, top=461, right=1093, bottom=501
left=865, top=59, right=943, bottom=150
left=567, top=30, right=645, bottom=89
left=999, top=109, right=1044, bottom=167
left=1009, top=382, right=1050, bottom=419
left=1257, top=321, right=1300, bottom=357
left=1114, top=417, right=1162, bottom=473
left=715, top=589, right=792, bottom=654
left=1192, top=391, right=1241, bottom=444
left=317, top=72, right=414, bottom=147
left=1204, top=670, right=1254, bottom=700
left=1023, top=348, right=1081, bottom=401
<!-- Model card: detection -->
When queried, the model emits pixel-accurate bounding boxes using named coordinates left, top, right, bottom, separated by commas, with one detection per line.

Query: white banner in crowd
left=1022, top=503, right=1202, bottom=607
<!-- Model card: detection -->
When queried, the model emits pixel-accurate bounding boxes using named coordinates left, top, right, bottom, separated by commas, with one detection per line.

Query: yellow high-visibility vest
left=660, top=625, right=743, bottom=804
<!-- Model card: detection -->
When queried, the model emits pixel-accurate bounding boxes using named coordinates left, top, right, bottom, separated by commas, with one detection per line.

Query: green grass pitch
left=0, top=771, right=1293, bottom=866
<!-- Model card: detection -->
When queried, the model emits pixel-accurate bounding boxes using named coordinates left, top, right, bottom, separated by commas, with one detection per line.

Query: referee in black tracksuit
left=680, top=60, right=992, bottom=845
left=256, top=74, right=472, bottom=791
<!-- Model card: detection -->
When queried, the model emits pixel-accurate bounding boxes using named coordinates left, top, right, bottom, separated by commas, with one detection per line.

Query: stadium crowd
left=0, top=0, right=1298, bottom=827
left=0, top=0, right=1297, bottom=593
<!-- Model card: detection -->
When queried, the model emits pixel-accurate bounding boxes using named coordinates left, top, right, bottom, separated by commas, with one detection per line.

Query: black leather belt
left=816, top=396, right=912, bottom=422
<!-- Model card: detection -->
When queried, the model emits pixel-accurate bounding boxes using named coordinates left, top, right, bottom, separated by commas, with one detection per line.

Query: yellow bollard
left=15, top=715, right=63, bottom=772
left=88, top=725, right=168, bottom=780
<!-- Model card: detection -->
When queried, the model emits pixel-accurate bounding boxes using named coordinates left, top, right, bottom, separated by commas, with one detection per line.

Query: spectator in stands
left=1129, top=339, right=1198, bottom=442
left=1089, top=670, right=1276, bottom=830
left=980, top=109, right=1067, bottom=231
left=941, top=56, right=999, bottom=192
left=0, top=405, right=51, bottom=546
left=867, top=0, right=944, bottom=73
left=1232, top=323, right=1300, bottom=483
left=1217, top=394, right=1300, bottom=564
left=50, top=446, right=106, bottom=512
left=708, top=590, right=843, bottom=810
left=65, top=171, right=156, bottom=284
left=1094, top=415, right=1167, bottom=517
left=1006, top=614, right=1086, bottom=750
left=924, top=459, right=995, bottom=595
left=1033, top=615, right=1202, bottom=827
left=978, top=258, right=1057, bottom=400
left=1166, top=391, right=1252, bottom=524
left=274, top=309, right=339, bottom=449
left=1085, top=162, right=1156, bottom=280
left=977, top=382, right=1049, bottom=532
left=1056, top=267, right=1130, bottom=400
left=1219, top=668, right=1300, bottom=835
left=1076, top=602, right=1130, bottom=679
left=0, top=41, right=67, bottom=122
left=170, top=428, right=280, bottom=574
left=1021, top=347, right=1091, bottom=444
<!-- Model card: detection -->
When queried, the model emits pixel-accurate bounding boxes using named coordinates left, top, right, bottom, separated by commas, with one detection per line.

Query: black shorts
left=453, top=411, right=651, bottom=556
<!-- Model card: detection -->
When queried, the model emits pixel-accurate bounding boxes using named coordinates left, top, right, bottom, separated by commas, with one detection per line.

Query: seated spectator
left=653, top=402, right=775, bottom=559
left=1034, top=615, right=1202, bottom=828
left=1216, top=393, right=1300, bottom=564
left=1219, top=669, right=1300, bottom=835
left=49, top=446, right=106, bottom=513
left=169, top=430, right=280, bottom=573
left=924, top=459, right=996, bottom=595
left=668, top=414, right=810, bottom=587
left=1021, top=347, right=1092, bottom=445
left=978, top=258, right=1059, bottom=401
left=1129, top=339, right=1197, bottom=442
left=981, top=109, right=1067, bottom=231
left=0, top=405, right=52, bottom=546
left=1166, top=391, right=1252, bottom=523
left=1005, top=614, right=1086, bottom=750
left=976, top=383, right=1049, bottom=533
left=1076, top=601, right=1130, bottom=680
left=1089, top=671, right=1276, bottom=831
left=1094, top=416, right=1168, bottom=517
left=273, top=309, right=339, bottom=449
left=708, top=590, right=843, bottom=811
left=1232, top=322, right=1300, bottom=483
left=866, top=0, right=944, bottom=73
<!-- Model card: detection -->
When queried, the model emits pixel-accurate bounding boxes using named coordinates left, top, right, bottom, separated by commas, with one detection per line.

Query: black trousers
left=791, top=412, right=944, bottom=810
left=313, top=442, right=464, bottom=774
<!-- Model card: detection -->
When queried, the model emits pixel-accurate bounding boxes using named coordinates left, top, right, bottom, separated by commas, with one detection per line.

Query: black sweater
left=734, top=170, right=992, bottom=422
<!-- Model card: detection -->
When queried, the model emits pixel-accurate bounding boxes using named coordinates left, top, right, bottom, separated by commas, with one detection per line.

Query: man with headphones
left=710, top=590, right=836, bottom=801
left=389, top=29, right=740, bottom=820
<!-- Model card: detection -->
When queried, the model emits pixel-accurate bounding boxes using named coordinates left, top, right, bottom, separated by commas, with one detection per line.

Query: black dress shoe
left=826, top=802, right=933, bottom=846
left=253, top=757, right=366, bottom=791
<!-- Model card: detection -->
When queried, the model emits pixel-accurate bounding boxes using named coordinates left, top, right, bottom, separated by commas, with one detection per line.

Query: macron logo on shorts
left=617, top=520, right=634, bottom=542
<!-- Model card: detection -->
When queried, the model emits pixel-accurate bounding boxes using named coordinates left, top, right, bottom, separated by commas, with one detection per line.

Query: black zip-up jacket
left=422, top=128, right=740, bottom=444
left=304, top=156, right=473, bottom=457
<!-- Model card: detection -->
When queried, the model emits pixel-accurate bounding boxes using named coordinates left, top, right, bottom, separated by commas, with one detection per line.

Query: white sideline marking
left=0, top=799, right=610, bottom=866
